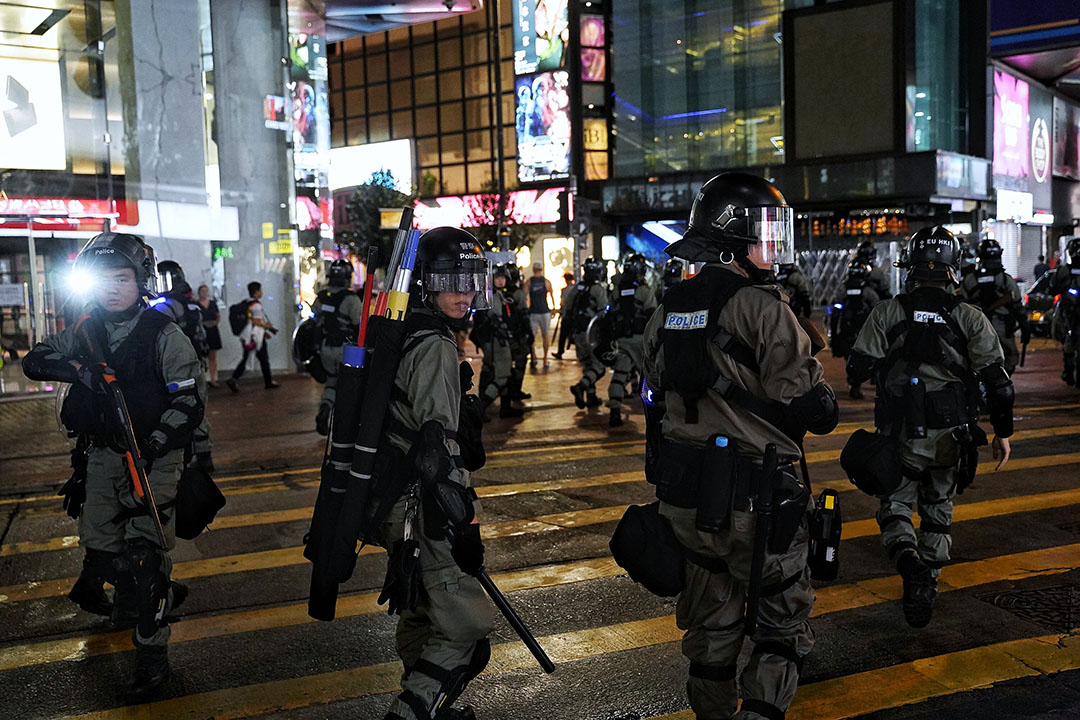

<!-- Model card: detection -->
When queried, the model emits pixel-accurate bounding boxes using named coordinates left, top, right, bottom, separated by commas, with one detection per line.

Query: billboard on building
left=991, top=67, right=1052, bottom=212
left=413, top=187, right=566, bottom=230
left=328, top=139, right=413, bottom=192
left=0, top=57, right=66, bottom=171
left=512, top=0, right=569, bottom=76
left=1053, top=97, right=1080, bottom=180
left=515, top=71, right=571, bottom=183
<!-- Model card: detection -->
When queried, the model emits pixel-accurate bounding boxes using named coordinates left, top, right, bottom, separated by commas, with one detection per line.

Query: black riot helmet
left=845, top=261, right=870, bottom=284
left=156, top=260, right=190, bottom=295
left=328, top=258, right=353, bottom=286
left=960, top=243, right=978, bottom=276
left=1067, top=237, right=1080, bottom=268
left=74, top=232, right=159, bottom=297
left=666, top=172, right=795, bottom=270
left=582, top=256, right=606, bottom=284
left=855, top=240, right=877, bottom=264
left=977, top=238, right=1004, bottom=272
left=414, top=226, right=492, bottom=310
left=896, top=225, right=960, bottom=284
left=622, top=253, right=647, bottom=282
left=506, top=263, right=523, bottom=290
left=662, top=257, right=684, bottom=289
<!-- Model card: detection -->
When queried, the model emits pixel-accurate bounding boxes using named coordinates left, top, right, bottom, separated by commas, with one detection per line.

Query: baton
left=474, top=569, right=556, bottom=673
left=744, top=443, right=779, bottom=636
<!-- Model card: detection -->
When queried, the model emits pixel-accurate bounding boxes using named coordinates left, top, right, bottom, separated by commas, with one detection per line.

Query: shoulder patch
left=664, top=309, right=708, bottom=330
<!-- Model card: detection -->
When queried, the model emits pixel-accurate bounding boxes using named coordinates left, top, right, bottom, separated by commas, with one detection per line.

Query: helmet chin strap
left=733, top=251, right=775, bottom=283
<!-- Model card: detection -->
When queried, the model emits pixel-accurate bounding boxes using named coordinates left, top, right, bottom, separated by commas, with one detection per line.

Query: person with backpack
left=641, top=172, right=838, bottom=720
left=226, top=281, right=279, bottom=392
left=311, top=258, right=364, bottom=435
left=21, top=232, right=204, bottom=702
left=829, top=260, right=882, bottom=398
left=846, top=226, right=1013, bottom=629
left=564, top=256, right=609, bottom=409
left=154, top=261, right=214, bottom=472
left=958, top=238, right=1028, bottom=374
left=526, top=262, right=555, bottom=367
left=605, top=253, right=657, bottom=427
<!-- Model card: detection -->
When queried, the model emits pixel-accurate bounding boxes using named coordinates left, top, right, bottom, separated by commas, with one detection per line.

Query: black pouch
left=904, top=378, right=927, bottom=439
left=695, top=438, right=737, bottom=533
left=457, top=394, right=486, bottom=472
left=656, top=440, right=704, bottom=508
left=175, top=463, right=227, bottom=540
left=609, top=501, right=685, bottom=597
left=840, top=429, right=903, bottom=496
left=808, top=489, right=842, bottom=581
left=955, top=424, right=988, bottom=494
left=926, top=385, right=966, bottom=429
left=768, top=469, right=809, bottom=554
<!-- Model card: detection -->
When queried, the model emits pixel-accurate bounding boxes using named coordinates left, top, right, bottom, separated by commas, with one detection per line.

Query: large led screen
left=993, top=70, right=1030, bottom=179
left=515, top=71, right=571, bottom=183
left=0, top=58, right=66, bottom=171
left=512, top=0, right=569, bottom=76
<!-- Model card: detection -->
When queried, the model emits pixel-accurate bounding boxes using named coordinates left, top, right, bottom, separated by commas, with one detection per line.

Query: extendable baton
left=474, top=569, right=556, bottom=673
left=108, top=379, right=169, bottom=550
left=744, top=443, right=779, bottom=636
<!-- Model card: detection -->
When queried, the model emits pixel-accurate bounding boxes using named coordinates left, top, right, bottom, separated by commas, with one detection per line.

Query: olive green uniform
left=643, top=264, right=825, bottom=719
left=959, top=271, right=1022, bottom=373
left=478, top=287, right=513, bottom=406
left=607, top=283, right=657, bottom=412
left=317, top=287, right=365, bottom=408
left=377, top=312, right=494, bottom=720
left=29, top=307, right=202, bottom=647
left=566, top=282, right=609, bottom=395
left=852, top=297, right=1002, bottom=574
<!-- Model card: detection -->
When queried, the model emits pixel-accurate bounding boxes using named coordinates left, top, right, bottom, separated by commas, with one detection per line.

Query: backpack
left=228, top=300, right=253, bottom=335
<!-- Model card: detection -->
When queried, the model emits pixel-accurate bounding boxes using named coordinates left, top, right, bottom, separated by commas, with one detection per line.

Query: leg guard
left=407, top=638, right=491, bottom=716
left=119, top=539, right=170, bottom=642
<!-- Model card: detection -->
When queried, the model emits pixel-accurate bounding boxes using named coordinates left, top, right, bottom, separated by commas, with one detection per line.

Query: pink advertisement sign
left=993, top=69, right=1029, bottom=179
left=413, top=187, right=567, bottom=230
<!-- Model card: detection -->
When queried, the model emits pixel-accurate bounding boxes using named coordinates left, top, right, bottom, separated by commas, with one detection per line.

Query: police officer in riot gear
left=830, top=260, right=882, bottom=398
left=846, top=226, right=1013, bottom=629
left=154, top=260, right=213, bottom=471
left=606, top=253, right=657, bottom=427
left=1051, top=237, right=1080, bottom=386
left=959, top=238, right=1027, bottom=374
left=959, top=243, right=978, bottom=281
left=372, top=226, right=494, bottom=720
left=642, top=172, right=838, bottom=720
left=313, top=258, right=365, bottom=434
left=565, top=256, right=609, bottom=409
left=23, top=232, right=203, bottom=702
left=774, top=261, right=812, bottom=318
left=856, top=239, right=892, bottom=299
left=659, top=257, right=685, bottom=302
left=503, top=264, right=534, bottom=403
left=473, top=263, right=524, bottom=418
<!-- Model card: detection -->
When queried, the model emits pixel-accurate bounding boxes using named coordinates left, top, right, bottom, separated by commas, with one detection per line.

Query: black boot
left=585, top=392, right=603, bottom=408
left=499, top=401, right=525, bottom=418
left=123, top=644, right=170, bottom=704
left=68, top=577, right=113, bottom=616
left=897, top=551, right=937, bottom=629
left=1064, top=364, right=1076, bottom=386
left=193, top=452, right=214, bottom=474
left=570, top=384, right=586, bottom=409
left=848, top=383, right=864, bottom=400
left=315, top=402, right=332, bottom=436
left=435, top=705, right=477, bottom=720
left=609, top=408, right=623, bottom=427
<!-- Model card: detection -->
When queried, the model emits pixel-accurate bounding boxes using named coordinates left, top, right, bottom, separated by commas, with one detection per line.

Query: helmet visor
left=424, top=270, right=493, bottom=310
left=747, top=206, right=795, bottom=266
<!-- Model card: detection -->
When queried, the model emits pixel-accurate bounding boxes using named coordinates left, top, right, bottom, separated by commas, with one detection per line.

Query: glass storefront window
left=392, top=111, right=413, bottom=139
left=464, top=34, right=489, bottom=64
left=465, top=97, right=491, bottom=129
left=442, top=164, right=466, bottom=194
left=465, top=65, right=490, bottom=97
left=467, top=130, right=492, bottom=160
left=367, top=83, right=388, bottom=113
left=468, top=162, right=493, bottom=187
left=369, top=113, right=390, bottom=143
left=442, top=133, right=465, bottom=163
left=416, top=106, right=438, bottom=135
left=346, top=117, right=367, bottom=145
left=418, top=137, right=440, bottom=165
left=908, top=0, right=962, bottom=152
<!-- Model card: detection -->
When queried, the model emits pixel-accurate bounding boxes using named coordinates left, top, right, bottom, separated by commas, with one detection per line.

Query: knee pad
left=81, top=548, right=120, bottom=585
left=440, top=639, right=491, bottom=710
left=121, top=539, right=169, bottom=639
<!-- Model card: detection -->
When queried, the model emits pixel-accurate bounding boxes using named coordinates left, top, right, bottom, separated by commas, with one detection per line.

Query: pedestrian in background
left=1033, top=255, right=1050, bottom=280
left=527, top=262, right=554, bottom=367
left=226, top=281, right=279, bottom=392
left=197, top=284, right=222, bottom=387
left=553, top=271, right=575, bottom=359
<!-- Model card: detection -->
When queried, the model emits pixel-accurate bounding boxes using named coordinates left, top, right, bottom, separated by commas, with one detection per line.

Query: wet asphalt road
left=1, top=335, right=1079, bottom=720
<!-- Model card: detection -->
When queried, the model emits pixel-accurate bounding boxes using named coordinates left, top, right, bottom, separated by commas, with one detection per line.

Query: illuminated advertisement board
left=0, top=57, right=66, bottom=171
left=328, top=139, right=413, bottom=192
left=1053, top=97, right=1080, bottom=180
left=992, top=67, right=1052, bottom=212
left=413, top=187, right=567, bottom=230
left=580, top=15, right=606, bottom=82
left=515, top=71, right=571, bottom=183
left=512, top=0, right=569, bottom=76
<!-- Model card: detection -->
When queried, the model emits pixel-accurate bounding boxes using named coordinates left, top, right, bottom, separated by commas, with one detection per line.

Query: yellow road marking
left=653, top=632, right=1080, bottom=720
left=54, top=541, right=1080, bottom=719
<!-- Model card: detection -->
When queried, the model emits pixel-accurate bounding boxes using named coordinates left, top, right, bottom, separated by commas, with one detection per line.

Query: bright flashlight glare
left=67, top=268, right=96, bottom=295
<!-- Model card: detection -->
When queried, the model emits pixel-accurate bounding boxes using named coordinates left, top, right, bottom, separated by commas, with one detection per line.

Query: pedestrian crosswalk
left=0, top=396, right=1078, bottom=719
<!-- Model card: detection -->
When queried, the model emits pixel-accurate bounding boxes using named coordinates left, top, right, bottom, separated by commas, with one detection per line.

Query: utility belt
left=875, top=381, right=972, bottom=436
left=655, top=438, right=808, bottom=555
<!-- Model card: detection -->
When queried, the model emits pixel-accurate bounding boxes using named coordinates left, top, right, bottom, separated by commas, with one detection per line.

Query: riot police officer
left=372, top=227, right=494, bottom=720
left=855, top=239, right=892, bottom=299
left=830, top=260, right=882, bottom=398
left=1051, top=237, right=1080, bottom=386
left=774, top=261, right=812, bottom=318
left=959, top=238, right=1027, bottom=374
left=503, top=264, right=534, bottom=403
left=643, top=172, right=838, bottom=720
left=23, top=232, right=203, bottom=702
left=313, top=258, right=365, bottom=434
left=155, top=260, right=213, bottom=470
left=847, top=226, right=1013, bottom=629
left=565, top=256, right=609, bottom=409
left=659, top=257, right=685, bottom=303
left=605, top=253, right=657, bottom=427
left=473, top=263, right=523, bottom=418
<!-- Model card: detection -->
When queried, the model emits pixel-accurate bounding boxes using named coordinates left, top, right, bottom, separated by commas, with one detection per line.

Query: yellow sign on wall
left=262, top=222, right=274, bottom=239
left=583, top=118, right=608, bottom=151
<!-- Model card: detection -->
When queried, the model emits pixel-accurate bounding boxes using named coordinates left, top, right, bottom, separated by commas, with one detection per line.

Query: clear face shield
left=746, top=206, right=795, bottom=267
left=424, top=265, right=493, bottom=310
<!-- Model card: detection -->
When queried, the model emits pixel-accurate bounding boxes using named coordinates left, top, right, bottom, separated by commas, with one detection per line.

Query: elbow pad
left=416, top=420, right=455, bottom=485
left=846, top=351, right=876, bottom=384
left=789, top=382, right=839, bottom=436
left=21, top=346, right=79, bottom=383
left=979, top=363, right=1014, bottom=438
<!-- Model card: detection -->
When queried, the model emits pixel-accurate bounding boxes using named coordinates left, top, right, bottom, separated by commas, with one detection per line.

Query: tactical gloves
left=378, top=539, right=421, bottom=615
left=76, top=363, right=115, bottom=393
left=451, top=522, right=485, bottom=576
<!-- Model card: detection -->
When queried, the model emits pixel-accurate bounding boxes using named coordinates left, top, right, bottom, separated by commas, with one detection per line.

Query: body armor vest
left=570, top=283, right=600, bottom=333
left=316, top=288, right=359, bottom=347
left=161, top=291, right=208, bottom=358
left=61, top=309, right=173, bottom=445
left=612, top=276, right=648, bottom=337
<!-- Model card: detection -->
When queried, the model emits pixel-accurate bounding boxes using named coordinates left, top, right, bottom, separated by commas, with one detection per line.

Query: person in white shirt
left=226, top=281, right=279, bottom=391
